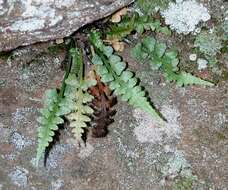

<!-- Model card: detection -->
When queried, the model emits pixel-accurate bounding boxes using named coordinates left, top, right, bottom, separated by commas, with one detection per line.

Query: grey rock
left=0, top=0, right=132, bottom=51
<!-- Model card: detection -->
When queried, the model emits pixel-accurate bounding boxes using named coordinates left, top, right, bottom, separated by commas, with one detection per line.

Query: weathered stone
left=0, top=0, right=132, bottom=51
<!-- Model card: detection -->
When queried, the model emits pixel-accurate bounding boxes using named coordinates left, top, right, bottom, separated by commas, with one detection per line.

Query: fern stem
left=78, top=49, right=84, bottom=83
left=94, top=47, right=118, bottom=80
left=59, top=52, right=73, bottom=98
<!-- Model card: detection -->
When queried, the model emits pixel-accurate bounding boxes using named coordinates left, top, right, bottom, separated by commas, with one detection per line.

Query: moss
left=221, top=70, right=228, bottom=81
left=172, top=176, right=194, bottom=190
left=215, top=131, right=227, bottom=141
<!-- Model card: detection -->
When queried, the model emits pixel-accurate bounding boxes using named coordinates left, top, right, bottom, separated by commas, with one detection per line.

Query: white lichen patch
left=9, top=132, right=33, bottom=150
left=197, top=58, right=208, bottom=70
left=8, top=166, right=29, bottom=188
left=11, top=107, right=36, bottom=128
left=133, top=105, right=181, bottom=144
left=161, top=0, right=210, bottom=34
left=161, top=150, right=197, bottom=180
left=8, top=1, right=65, bottom=32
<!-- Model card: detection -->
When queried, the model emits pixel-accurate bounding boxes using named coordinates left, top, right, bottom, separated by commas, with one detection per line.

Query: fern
left=65, top=76, right=96, bottom=139
left=36, top=70, right=73, bottom=166
left=131, top=36, right=214, bottom=86
left=36, top=46, right=96, bottom=165
left=107, top=12, right=170, bottom=41
left=64, top=48, right=96, bottom=139
left=90, top=31, right=163, bottom=123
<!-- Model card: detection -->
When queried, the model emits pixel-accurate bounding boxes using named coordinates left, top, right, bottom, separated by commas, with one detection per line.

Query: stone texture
left=0, top=42, right=227, bottom=189
left=0, top=0, right=227, bottom=188
left=0, top=0, right=132, bottom=51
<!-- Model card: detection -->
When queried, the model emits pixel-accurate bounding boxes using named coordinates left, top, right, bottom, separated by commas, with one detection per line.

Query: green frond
left=107, top=13, right=171, bottom=41
left=65, top=77, right=96, bottom=139
left=131, top=36, right=214, bottom=87
left=36, top=89, right=72, bottom=166
left=136, top=0, right=172, bottom=15
left=90, top=31, right=163, bottom=123
left=36, top=47, right=92, bottom=166
left=64, top=47, right=96, bottom=139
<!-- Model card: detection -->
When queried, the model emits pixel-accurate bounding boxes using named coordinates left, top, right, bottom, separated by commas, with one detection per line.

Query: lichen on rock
left=133, top=105, right=181, bottom=144
left=161, top=0, right=211, bottom=34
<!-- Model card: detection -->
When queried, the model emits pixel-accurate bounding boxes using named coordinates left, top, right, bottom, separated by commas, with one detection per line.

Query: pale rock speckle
left=10, top=18, right=45, bottom=32
left=213, top=113, right=227, bottom=129
left=49, top=179, right=64, bottom=190
left=189, top=53, right=197, bottom=61
left=55, top=0, right=76, bottom=8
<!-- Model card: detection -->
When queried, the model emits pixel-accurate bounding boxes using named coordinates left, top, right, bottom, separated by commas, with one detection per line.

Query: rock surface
left=0, top=42, right=227, bottom=189
left=0, top=0, right=132, bottom=51
left=0, top=0, right=227, bottom=189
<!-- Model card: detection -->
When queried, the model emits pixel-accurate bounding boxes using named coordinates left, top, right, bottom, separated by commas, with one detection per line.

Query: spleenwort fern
left=36, top=60, right=73, bottom=166
left=64, top=48, right=96, bottom=139
left=35, top=3, right=216, bottom=167
left=131, top=36, right=214, bottom=86
left=36, top=47, right=96, bottom=166
left=107, top=12, right=170, bottom=41
left=90, top=31, right=163, bottom=123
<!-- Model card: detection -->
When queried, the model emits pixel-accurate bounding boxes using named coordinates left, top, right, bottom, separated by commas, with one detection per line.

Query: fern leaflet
left=36, top=68, right=73, bottom=166
left=131, top=36, right=214, bottom=86
left=65, top=48, right=96, bottom=139
left=107, top=12, right=170, bottom=41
